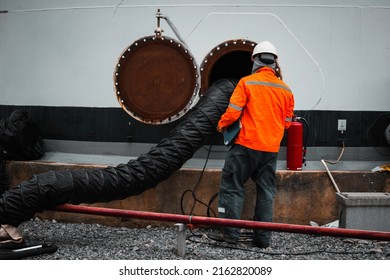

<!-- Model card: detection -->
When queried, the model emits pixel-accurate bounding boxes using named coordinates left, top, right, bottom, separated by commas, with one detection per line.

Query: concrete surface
left=5, top=152, right=389, bottom=228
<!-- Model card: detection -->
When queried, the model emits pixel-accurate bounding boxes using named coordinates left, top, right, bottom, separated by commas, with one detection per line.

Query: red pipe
left=53, top=204, right=390, bottom=241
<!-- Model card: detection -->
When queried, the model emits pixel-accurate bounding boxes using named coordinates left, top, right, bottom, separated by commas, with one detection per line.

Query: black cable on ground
left=0, top=243, right=58, bottom=260
left=180, top=144, right=216, bottom=217
left=206, top=192, right=219, bottom=218
left=186, top=234, right=375, bottom=256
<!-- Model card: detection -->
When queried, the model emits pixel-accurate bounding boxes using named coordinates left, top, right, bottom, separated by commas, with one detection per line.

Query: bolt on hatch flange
left=114, top=35, right=200, bottom=124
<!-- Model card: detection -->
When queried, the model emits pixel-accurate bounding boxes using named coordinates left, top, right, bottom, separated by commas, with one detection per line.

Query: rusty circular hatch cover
left=114, top=36, right=200, bottom=124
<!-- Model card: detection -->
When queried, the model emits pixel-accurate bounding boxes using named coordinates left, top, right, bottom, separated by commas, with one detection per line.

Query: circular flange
left=114, top=36, right=200, bottom=124
left=200, top=39, right=256, bottom=94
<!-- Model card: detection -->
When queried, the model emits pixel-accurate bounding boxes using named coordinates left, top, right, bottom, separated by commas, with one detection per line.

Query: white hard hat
left=252, top=41, right=278, bottom=60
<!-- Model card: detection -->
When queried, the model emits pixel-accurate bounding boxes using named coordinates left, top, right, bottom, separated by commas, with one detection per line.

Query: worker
left=210, top=41, right=295, bottom=248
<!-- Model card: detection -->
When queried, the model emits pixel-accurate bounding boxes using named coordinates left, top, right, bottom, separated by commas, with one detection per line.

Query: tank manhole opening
left=114, top=35, right=200, bottom=124
left=200, top=39, right=256, bottom=95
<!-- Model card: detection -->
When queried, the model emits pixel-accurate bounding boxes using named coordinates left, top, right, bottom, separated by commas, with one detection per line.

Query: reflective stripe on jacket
left=218, top=67, right=295, bottom=152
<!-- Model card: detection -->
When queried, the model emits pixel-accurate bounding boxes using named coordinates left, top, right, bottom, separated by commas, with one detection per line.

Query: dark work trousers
left=218, top=144, right=277, bottom=244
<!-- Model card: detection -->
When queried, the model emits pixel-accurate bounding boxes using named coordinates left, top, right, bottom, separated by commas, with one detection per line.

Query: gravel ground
left=6, top=218, right=389, bottom=260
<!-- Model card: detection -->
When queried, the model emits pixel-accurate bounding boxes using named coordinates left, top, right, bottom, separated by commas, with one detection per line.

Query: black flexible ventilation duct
left=0, top=79, right=237, bottom=227
left=1, top=109, right=45, bottom=195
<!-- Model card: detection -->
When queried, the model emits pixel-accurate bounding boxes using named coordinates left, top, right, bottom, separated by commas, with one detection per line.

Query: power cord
left=321, top=141, right=346, bottom=193
left=180, top=144, right=217, bottom=218
left=323, top=141, right=345, bottom=165
left=186, top=233, right=375, bottom=256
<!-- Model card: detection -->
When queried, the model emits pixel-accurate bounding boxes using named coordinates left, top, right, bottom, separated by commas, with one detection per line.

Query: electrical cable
left=320, top=141, right=345, bottom=193
left=180, top=143, right=217, bottom=218
left=185, top=233, right=376, bottom=256
left=324, top=142, right=345, bottom=165
left=206, top=192, right=218, bottom=218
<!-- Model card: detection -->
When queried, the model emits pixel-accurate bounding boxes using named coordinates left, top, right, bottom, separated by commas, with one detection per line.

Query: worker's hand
left=216, top=125, right=225, bottom=133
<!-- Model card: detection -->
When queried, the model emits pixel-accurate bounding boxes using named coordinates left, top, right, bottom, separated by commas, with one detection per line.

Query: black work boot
left=207, top=230, right=239, bottom=245
left=253, top=237, right=270, bottom=249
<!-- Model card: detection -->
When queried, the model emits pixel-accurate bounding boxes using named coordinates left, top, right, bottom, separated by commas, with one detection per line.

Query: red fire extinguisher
left=287, top=116, right=307, bottom=170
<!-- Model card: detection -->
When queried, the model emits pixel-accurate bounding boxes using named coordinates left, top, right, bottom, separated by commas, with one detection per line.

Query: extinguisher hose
left=295, top=117, right=309, bottom=165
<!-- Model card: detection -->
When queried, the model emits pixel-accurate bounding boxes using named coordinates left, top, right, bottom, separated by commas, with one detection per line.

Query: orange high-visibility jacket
left=218, top=67, right=295, bottom=152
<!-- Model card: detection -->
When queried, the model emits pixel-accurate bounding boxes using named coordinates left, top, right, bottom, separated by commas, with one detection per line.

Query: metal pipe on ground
left=53, top=204, right=390, bottom=241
